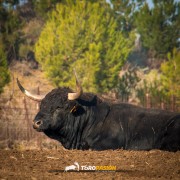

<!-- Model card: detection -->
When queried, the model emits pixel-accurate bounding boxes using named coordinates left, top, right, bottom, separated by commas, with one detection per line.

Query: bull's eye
left=56, top=106, right=64, bottom=110
left=51, top=106, right=62, bottom=114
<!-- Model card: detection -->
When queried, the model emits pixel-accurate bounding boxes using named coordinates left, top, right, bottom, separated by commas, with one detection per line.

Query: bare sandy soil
left=0, top=148, right=179, bottom=180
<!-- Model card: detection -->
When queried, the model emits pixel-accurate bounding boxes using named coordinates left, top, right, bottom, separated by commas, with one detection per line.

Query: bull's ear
left=70, top=104, right=85, bottom=116
left=70, top=105, right=78, bottom=113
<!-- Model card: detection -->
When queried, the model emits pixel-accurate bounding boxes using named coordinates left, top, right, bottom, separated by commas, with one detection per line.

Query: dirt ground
left=0, top=148, right=179, bottom=180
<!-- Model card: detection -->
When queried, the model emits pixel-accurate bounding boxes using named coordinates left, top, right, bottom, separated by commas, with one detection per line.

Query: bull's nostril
left=36, top=120, right=42, bottom=126
left=33, top=120, right=42, bottom=129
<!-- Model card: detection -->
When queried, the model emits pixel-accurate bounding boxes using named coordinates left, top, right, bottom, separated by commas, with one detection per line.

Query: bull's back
left=100, top=103, right=180, bottom=151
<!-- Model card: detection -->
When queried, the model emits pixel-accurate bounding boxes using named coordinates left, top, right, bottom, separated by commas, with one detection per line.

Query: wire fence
left=142, top=93, right=180, bottom=112
left=0, top=89, right=60, bottom=150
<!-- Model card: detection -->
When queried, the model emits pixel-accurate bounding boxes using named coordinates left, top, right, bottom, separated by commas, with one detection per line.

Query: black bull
left=17, top=80, right=180, bottom=152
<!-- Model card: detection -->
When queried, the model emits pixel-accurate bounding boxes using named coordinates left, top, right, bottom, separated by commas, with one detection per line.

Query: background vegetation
left=35, top=0, right=134, bottom=92
left=0, top=0, right=180, bottom=107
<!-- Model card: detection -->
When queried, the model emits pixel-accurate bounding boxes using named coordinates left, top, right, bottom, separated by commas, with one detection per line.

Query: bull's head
left=17, top=71, right=83, bottom=132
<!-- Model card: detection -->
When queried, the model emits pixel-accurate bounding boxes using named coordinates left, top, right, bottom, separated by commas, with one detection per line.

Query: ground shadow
left=48, top=169, right=139, bottom=173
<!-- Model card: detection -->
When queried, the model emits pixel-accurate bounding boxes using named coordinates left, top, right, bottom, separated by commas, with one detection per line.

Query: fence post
left=36, top=86, right=40, bottom=110
left=6, top=121, right=9, bottom=146
left=171, top=95, right=175, bottom=112
left=160, top=101, right=165, bottom=110
left=23, top=96, right=31, bottom=141
left=36, top=86, right=42, bottom=149
left=146, top=93, right=151, bottom=109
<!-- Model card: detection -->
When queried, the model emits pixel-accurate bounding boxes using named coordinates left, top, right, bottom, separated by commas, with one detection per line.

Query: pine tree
left=0, top=0, right=21, bottom=61
left=32, top=0, right=62, bottom=20
left=135, top=0, right=180, bottom=57
left=0, top=44, right=10, bottom=94
left=161, top=48, right=180, bottom=98
left=110, top=0, right=145, bottom=35
left=35, top=0, right=134, bottom=92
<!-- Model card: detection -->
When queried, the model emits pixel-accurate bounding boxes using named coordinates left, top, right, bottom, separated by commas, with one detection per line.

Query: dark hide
left=34, top=88, right=180, bottom=151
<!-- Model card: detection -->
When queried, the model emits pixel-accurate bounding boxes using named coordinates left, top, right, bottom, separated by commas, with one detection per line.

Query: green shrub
left=0, top=47, right=10, bottom=94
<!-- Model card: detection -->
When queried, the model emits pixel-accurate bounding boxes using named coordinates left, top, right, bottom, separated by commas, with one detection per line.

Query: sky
left=146, top=0, right=153, bottom=8
left=107, top=0, right=179, bottom=9
left=106, top=0, right=154, bottom=8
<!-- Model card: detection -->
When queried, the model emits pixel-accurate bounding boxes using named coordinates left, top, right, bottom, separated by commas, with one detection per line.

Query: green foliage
left=160, top=48, right=180, bottom=98
left=135, top=53, right=180, bottom=108
left=32, top=0, right=62, bottom=20
left=35, top=0, right=134, bottom=92
left=110, top=0, right=145, bottom=35
left=0, top=45, right=10, bottom=94
left=19, top=20, right=43, bottom=60
left=116, top=67, right=140, bottom=102
left=136, top=70, right=166, bottom=106
left=0, top=0, right=22, bottom=61
left=135, top=0, right=180, bottom=57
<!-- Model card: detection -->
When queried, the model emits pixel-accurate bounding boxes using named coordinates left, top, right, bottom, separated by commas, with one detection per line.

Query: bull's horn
left=68, top=70, right=83, bottom=100
left=17, top=78, right=45, bottom=102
